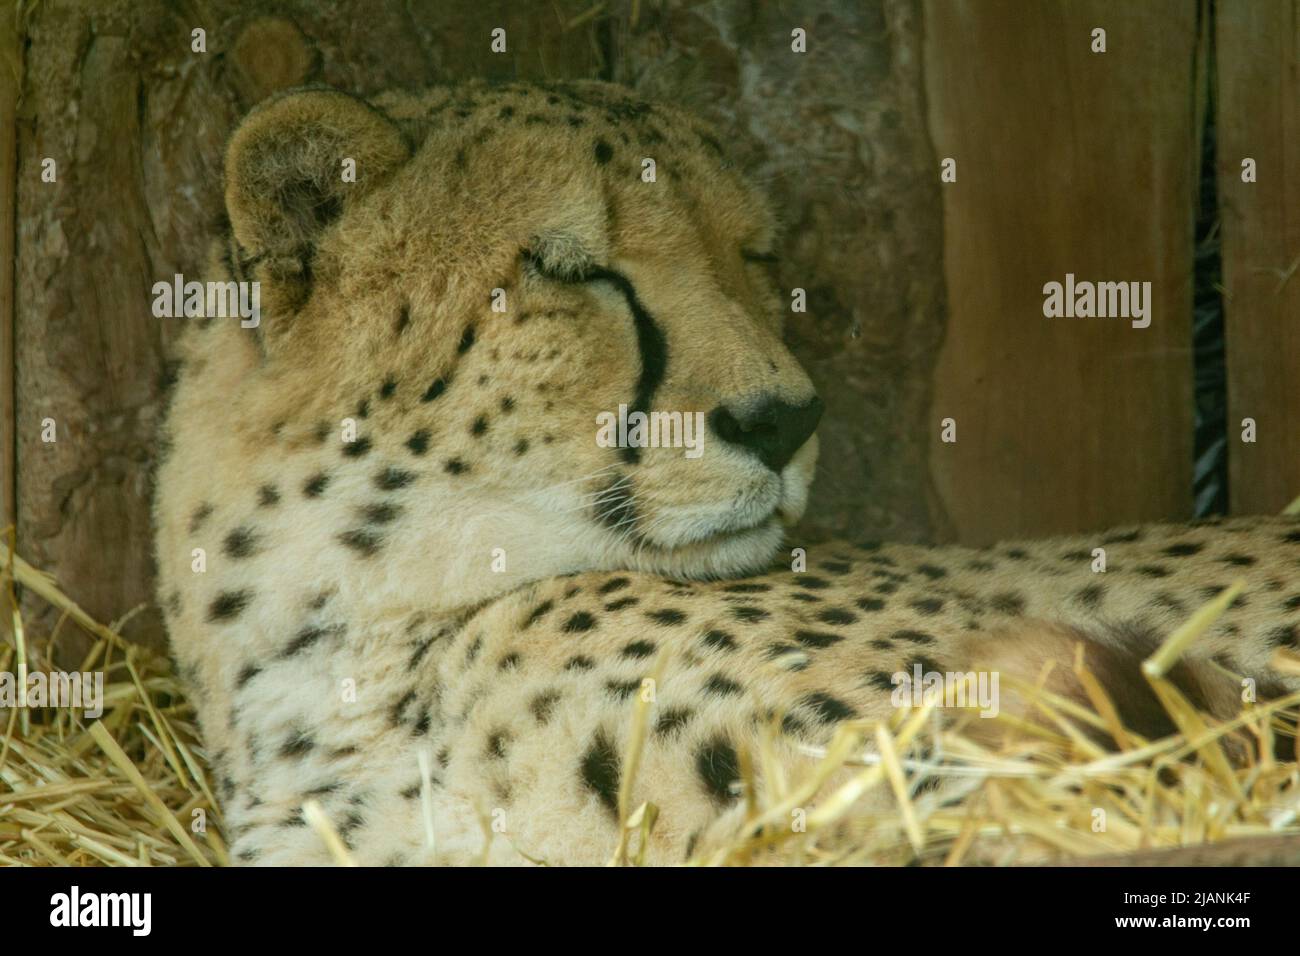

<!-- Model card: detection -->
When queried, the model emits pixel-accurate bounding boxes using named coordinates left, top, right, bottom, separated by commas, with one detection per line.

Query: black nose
left=708, top=395, right=824, bottom=473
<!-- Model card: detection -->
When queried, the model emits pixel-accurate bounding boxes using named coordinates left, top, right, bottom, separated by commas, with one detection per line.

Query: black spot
left=599, top=577, right=631, bottom=594
left=868, top=672, right=896, bottom=692
left=732, top=605, right=769, bottom=624
left=563, top=611, right=597, bottom=633
left=990, top=592, right=1026, bottom=615
left=723, top=582, right=771, bottom=594
left=821, top=560, right=852, bottom=575
left=856, top=597, right=886, bottom=612
left=343, top=436, right=372, bottom=458
left=189, top=503, right=213, bottom=533
left=486, top=731, right=510, bottom=759
left=800, top=692, right=858, bottom=725
left=606, top=679, right=642, bottom=699
left=593, top=139, right=614, bottom=164
left=422, top=379, right=448, bottom=402
left=1267, top=625, right=1298, bottom=648
left=917, top=564, right=948, bottom=580
left=235, top=663, right=261, bottom=688
left=379, top=378, right=397, bottom=400
left=1283, top=595, right=1300, bottom=611
left=470, top=415, right=489, bottom=437
left=580, top=733, right=620, bottom=814
left=647, top=608, right=686, bottom=626
left=1076, top=583, right=1106, bottom=608
left=498, top=652, right=522, bottom=671
left=355, top=399, right=370, bottom=420
left=375, top=468, right=416, bottom=491
left=1136, top=565, right=1171, bottom=578
left=395, top=305, right=411, bottom=335
left=405, top=430, right=430, bottom=455
left=444, top=458, right=468, bottom=475
left=524, top=600, right=554, bottom=627
left=530, top=690, right=562, bottom=724
left=817, top=607, right=856, bottom=626
left=703, top=629, right=737, bottom=651
left=457, top=325, right=476, bottom=354
left=361, top=502, right=401, bottom=525
left=794, top=629, right=843, bottom=649
left=909, top=597, right=944, bottom=615
left=257, top=484, right=280, bottom=507
left=338, top=529, right=383, bottom=557
left=695, top=738, right=741, bottom=804
left=282, top=624, right=334, bottom=658
left=208, top=590, right=252, bottom=621
left=704, top=674, right=743, bottom=696
left=303, top=473, right=330, bottom=497
left=1163, top=542, right=1203, bottom=557
left=621, top=640, right=656, bottom=659
left=223, top=527, right=257, bottom=559
left=280, top=731, right=315, bottom=758
left=1219, top=553, right=1256, bottom=567
left=604, top=597, right=638, bottom=611
left=513, top=438, right=530, bottom=456
left=796, top=576, right=830, bottom=590
left=1102, top=528, right=1143, bottom=544
left=892, top=629, right=935, bottom=645
left=565, top=655, right=595, bottom=671
left=655, top=707, right=693, bottom=736
left=1004, top=548, right=1029, bottom=560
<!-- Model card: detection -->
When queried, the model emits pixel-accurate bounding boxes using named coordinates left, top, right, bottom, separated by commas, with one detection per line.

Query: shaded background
left=1, top=0, right=1297, bottom=652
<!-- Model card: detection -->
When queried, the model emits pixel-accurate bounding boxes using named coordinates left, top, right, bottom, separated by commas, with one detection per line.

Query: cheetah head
left=215, top=81, right=820, bottom=598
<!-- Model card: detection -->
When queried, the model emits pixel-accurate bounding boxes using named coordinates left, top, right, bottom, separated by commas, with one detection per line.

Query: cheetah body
left=153, top=81, right=1300, bottom=866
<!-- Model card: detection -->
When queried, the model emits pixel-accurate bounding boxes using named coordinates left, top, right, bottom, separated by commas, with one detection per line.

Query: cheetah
left=153, top=81, right=1300, bottom=866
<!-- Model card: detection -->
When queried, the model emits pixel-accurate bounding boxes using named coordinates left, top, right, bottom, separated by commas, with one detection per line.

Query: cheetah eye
left=741, top=249, right=778, bottom=264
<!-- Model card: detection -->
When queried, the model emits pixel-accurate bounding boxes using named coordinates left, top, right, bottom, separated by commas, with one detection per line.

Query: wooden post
left=924, top=0, right=1200, bottom=544
left=1216, top=2, right=1300, bottom=514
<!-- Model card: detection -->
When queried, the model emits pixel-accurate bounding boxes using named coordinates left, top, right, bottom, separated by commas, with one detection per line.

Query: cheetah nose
left=708, top=394, right=824, bottom=473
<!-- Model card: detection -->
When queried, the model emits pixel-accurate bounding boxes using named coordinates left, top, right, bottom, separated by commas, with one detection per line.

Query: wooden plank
left=923, top=0, right=1199, bottom=545
left=1216, top=3, right=1300, bottom=515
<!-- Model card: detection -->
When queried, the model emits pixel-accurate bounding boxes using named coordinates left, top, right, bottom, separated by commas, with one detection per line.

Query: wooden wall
left=1, top=1, right=1296, bottom=653
left=2, top=0, right=946, bottom=651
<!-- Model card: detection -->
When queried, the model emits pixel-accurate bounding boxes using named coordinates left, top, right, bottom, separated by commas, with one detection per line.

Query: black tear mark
left=580, top=267, right=668, bottom=465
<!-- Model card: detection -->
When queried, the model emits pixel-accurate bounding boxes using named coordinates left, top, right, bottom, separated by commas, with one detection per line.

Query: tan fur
left=154, top=81, right=1300, bottom=866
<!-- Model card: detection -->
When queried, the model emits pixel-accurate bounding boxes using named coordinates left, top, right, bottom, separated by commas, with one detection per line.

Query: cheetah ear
left=223, top=87, right=409, bottom=308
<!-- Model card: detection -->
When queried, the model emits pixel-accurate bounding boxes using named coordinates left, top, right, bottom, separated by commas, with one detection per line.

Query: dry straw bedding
left=2, top=527, right=1299, bottom=867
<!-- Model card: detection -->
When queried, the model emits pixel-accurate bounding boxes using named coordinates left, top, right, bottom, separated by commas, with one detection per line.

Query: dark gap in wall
left=1192, top=0, right=1227, bottom=517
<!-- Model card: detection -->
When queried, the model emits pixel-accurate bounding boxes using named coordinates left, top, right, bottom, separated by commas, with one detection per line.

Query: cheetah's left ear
left=223, top=87, right=409, bottom=310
